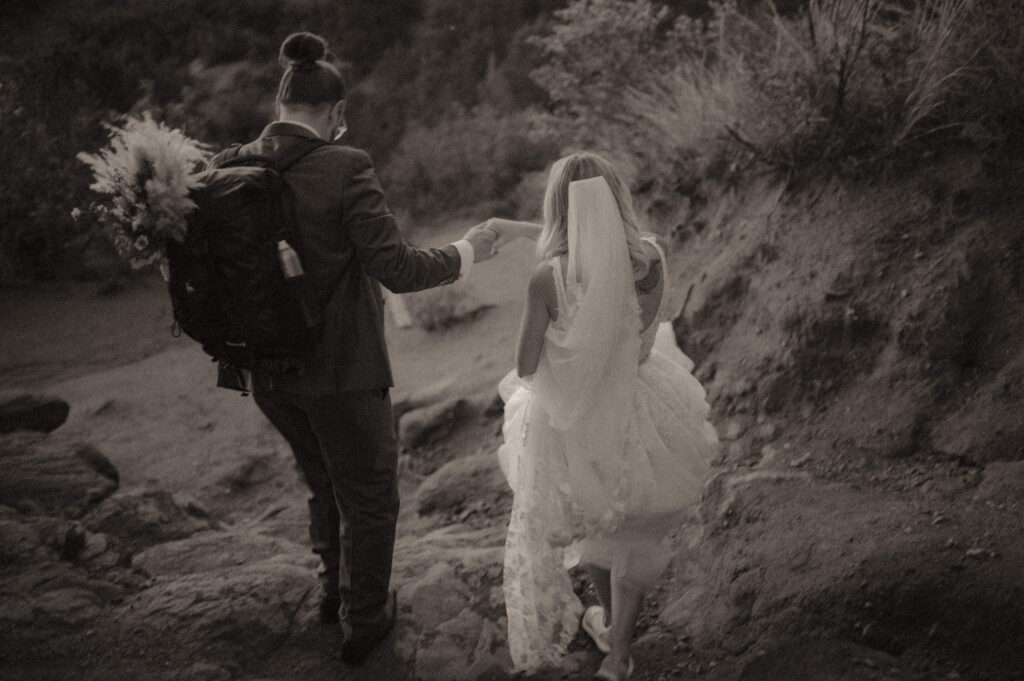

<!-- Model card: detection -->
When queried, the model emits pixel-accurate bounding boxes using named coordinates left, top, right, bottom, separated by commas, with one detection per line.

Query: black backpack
left=166, top=138, right=328, bottom=373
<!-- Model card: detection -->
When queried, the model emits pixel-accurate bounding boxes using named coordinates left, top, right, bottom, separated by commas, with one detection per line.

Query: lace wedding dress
left=498, top=178, right=719, bottom=673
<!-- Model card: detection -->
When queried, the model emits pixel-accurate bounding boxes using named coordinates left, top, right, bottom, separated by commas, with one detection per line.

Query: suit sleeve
left=341, top=149, right=461, bottom=293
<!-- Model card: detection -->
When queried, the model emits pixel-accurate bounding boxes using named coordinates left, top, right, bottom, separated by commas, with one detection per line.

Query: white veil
left=532, top=175, right=641, bottom=528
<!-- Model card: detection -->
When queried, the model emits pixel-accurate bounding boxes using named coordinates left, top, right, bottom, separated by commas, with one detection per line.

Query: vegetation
left=605, top=0, right=1024, bottom=182
left=2, top=0, right=1021, bottom=284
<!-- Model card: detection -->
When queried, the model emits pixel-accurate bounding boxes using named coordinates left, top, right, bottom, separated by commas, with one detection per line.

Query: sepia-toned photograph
left=1, top=1, right=1022, bottom=679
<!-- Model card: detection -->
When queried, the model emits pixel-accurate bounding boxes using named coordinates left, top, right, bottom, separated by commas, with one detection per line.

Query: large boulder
left=0, top=434, right=118, bottom=518
left=0, top=394, right=70, bottom=434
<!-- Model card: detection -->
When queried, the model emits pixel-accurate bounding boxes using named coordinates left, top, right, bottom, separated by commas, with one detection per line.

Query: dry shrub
left=382, top=105, right=559, bottom=218
left=888, top=0, right=978, bottom=147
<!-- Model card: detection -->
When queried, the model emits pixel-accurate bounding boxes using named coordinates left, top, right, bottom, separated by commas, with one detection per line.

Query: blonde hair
left=537, top=152, right=647, bottom=266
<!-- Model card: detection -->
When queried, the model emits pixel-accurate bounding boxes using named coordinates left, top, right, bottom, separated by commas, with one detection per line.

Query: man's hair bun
left=279, top=32, right=328, bottom=68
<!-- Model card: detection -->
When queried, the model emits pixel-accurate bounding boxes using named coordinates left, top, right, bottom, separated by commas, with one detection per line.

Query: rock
left=413, top=608, right=511, bottom=681
left=415, top=452, right=510, bottom=519
left=896, top=260, right=987, bottom=363
left=0, top=435, right=118, bottom=518
left=399, top=397, right=467, bottom=449
left=972, top=461, right=1024, bottom=506
left=215, top=453, right=278, bottom=493
left=0, top=560, right=130, bottom=627
left=391, top=523, right=506, bottom=638
left=725, top=439, right=754, bottom=463
left=83, top=487, right=213, bottom=555
left=753, top=422, right=779, bottom=443
left=31, top=587, right=104, bottom=625
left=731, top=378, right=755, bottom=398
left=789, top=452, right=812, bottom=467
left=702, top=469, right=812, bottom=528
left=180, top=663, right=233, bottom=681
left=114, top=560, right=312, bottom=660
left=756, top=444, right=781, bottom=468
left=403, top=284, right=493, bottom=331
left=0, top=513, right=64, bottom=564
left=133, top=529, right=314, bottom=578
left=400, top=562, right=473, bottom=630
left=815, top=381, right=928, bottom=458
left=0, top=394, right=70, bottom=434
left=661, top=581, right=708, bottom=628
left=392, top=378, right=457, bottom=425
left=721, top=417, right=748, bottom=441
left=931, top=353, right=1024, bottom=464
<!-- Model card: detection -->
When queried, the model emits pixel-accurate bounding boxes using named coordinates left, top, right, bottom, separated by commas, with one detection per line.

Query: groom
left=218, top=32, right=499, bottom=665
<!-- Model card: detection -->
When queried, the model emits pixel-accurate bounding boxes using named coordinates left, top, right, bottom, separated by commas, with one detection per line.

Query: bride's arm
left=515, top=260, right=556, bottom=378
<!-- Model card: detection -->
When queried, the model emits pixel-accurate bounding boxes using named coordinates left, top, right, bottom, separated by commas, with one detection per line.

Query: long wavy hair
left=536, top=152, right=647, bottom=268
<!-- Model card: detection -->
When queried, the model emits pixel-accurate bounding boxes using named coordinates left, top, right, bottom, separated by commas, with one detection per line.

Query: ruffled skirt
left=498, top=340, right=718, bottom=670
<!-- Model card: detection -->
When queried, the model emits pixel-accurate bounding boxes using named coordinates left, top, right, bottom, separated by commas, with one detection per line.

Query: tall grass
left=892, top=0, right=977, bottom=147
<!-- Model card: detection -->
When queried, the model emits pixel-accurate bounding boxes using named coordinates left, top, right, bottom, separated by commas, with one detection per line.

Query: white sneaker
left=581, top=605, right=611, bottom=654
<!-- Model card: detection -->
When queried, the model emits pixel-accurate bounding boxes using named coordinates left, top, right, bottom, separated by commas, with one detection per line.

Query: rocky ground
left=1, top=151, right=1022, bottom=681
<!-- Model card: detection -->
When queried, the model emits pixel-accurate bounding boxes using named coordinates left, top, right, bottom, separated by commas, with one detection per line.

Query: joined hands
left=463, top=218, right=543, bottom=263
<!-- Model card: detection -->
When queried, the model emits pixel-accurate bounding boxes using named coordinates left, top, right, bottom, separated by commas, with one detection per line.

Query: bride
left=487, top=152, right=719, bottom=680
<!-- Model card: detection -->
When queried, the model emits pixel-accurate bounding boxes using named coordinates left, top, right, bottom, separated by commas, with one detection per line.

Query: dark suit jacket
left=212, top=121, right=461, bottom=394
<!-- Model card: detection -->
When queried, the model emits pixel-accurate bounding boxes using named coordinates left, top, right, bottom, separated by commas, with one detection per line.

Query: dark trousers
left=254, top=387, right=399, bottom=626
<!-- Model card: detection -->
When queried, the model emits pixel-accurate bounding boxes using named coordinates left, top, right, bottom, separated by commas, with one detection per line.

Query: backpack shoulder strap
left=272, top=138, right=330, bottom=174
left=217, top=138, right=328, bottom=174
left=207, top=143, right=244, bottom=169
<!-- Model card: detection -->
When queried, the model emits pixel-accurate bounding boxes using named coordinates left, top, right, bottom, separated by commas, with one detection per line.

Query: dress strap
left=549, top=257, right=570, bottom=319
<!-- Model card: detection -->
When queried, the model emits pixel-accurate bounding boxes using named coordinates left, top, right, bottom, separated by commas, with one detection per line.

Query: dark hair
left=276, top=32, right=345, bottom=106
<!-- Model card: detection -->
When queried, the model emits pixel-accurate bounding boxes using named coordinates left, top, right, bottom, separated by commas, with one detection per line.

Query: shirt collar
left=262, top=119, right=324, bottom=140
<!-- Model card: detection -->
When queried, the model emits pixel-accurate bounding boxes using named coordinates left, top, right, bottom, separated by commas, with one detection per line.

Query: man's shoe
left=319, top=594, right=341, bottom=625
left=340, top=590, right=397, bottom=666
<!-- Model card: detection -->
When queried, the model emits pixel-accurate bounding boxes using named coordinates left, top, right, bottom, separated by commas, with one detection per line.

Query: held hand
left=487, top=218, right=543, bottom=250
left=463, top=222, right=500, bottom=263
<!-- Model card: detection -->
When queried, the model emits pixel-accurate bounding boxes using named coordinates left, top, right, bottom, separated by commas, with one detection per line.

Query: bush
left=382, top=104, right=561, bottom=218
left=528, top=0, right=684, bottom=149
left=533, top=0, right=1024, bottom=187
left=346, top=0, right=564, bottom=165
